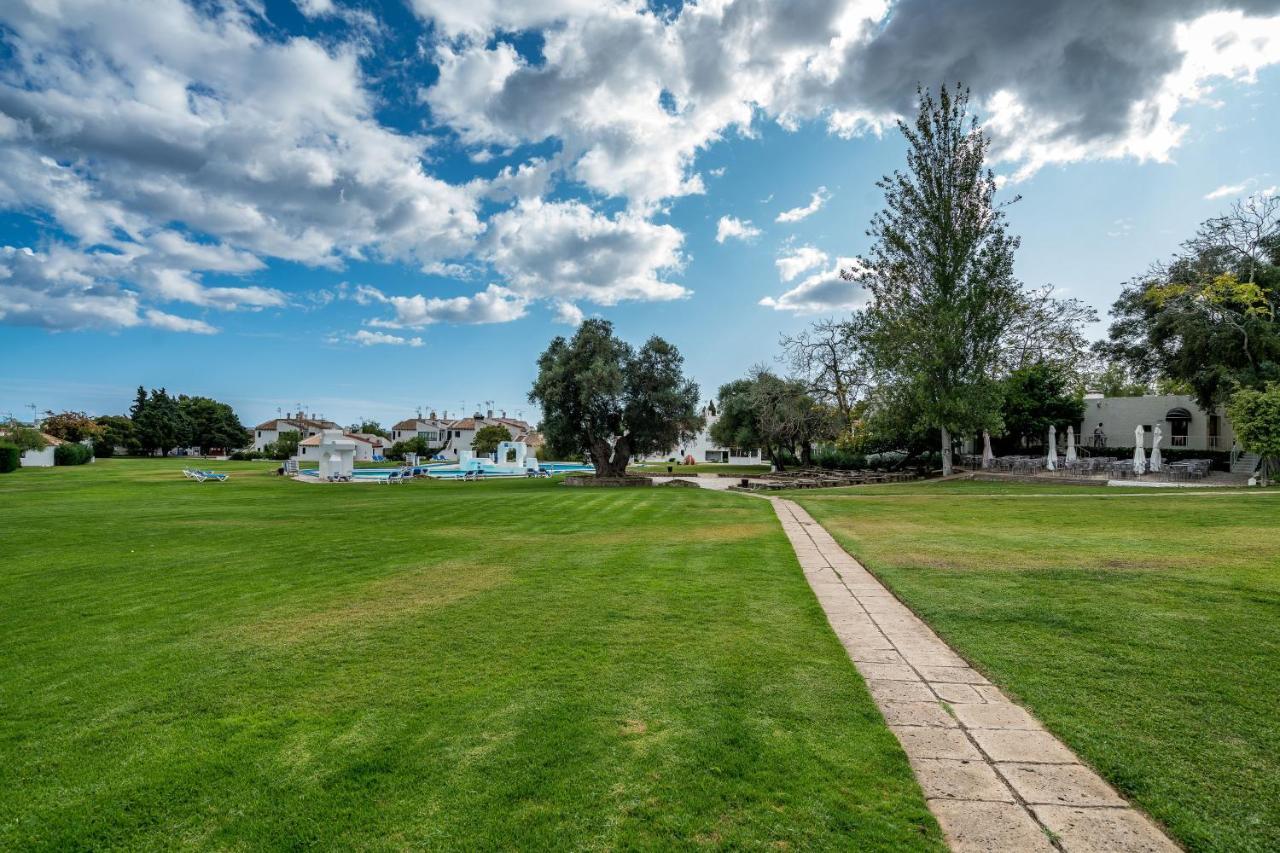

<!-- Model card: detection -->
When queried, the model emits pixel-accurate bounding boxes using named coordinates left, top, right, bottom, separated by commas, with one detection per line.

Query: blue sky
left=1, top=0, right=1279, bottom=427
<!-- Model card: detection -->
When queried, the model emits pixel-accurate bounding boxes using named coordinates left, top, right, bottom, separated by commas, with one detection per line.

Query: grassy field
left=0, top=459, right=941, bottom=851
left=790, top=480, right=1280, bottom=853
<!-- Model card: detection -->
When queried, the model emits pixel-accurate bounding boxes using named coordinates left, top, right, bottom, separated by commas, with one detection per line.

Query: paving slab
left=880, top=701, right=958, bottom=728
left=890, top=725, right=983, bottom=760
left=970, top=729, right=1081, bottom=764
left=999, top=763, right=1128, bottom=807
left=917, top=665, right=989, bottom=684
left=766, top=497, right=1179, bottom=853
left=931, top=682, right=987, bottom=705
left=952, top=702, right=1043, bottom=730
left=1030, top=805, right=1180, bottom=852
left=911, top=758, right=1014, bottom=802
left=854, top=661, right=919, bottom=682
left=847, top=648, right=906, bottom=664
left=930, top=799, right=1056, bottom=853
left=868, top=678, right=936, bottom=703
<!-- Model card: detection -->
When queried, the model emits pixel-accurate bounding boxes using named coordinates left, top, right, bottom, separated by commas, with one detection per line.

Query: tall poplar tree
left=849, top=84, right=1023, bottom=475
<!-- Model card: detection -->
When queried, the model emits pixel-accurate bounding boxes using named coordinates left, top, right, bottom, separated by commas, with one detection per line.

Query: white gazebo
left=317, top=429, right=356, bottom=481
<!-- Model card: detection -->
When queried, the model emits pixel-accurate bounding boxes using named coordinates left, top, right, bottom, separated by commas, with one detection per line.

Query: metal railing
left=1170, top=435, right=1188, bottom=447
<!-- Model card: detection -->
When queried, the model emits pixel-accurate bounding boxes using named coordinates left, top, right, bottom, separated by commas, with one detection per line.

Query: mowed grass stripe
left=793, top=481, right=1280, bottom=853
left=0, top=459, right=942, bottom=850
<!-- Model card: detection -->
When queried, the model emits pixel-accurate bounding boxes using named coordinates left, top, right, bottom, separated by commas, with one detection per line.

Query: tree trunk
left=940, top=425, right=953, bottom=476
left=592, top=437, right=630, bottom=477
left=767, top=443, right=784, bottom=472
left=800, top=441, right=813, bottom=467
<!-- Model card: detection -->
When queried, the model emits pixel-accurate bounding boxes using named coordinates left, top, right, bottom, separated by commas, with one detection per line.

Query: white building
left=390, top=414, right=452, bottom=446
left=252, top=412, right=340, bottom=452
left=644, top=404, right=764, bottom=465
left=20, top=432, right=61, bottom=467
left=1078, top=394, right=1237, bottom=453
left=296, top=432, right=379, bottom=462
left=391, top=410, right=534, bottom=459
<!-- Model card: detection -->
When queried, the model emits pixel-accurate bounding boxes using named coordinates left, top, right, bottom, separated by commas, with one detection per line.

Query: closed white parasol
left=1066, top=425, right=1077, bottom=464
left=1133, top=424, right=1146, bottom=475
left=1150, top=424, right=1163, bottom=473
left=1046, top=425, right=1057, bottom=471
left=982, top=430, right=994, bottom=468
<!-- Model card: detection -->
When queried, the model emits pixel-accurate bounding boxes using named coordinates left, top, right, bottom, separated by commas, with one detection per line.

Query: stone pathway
left=769, top=498, right=1178, bottom=853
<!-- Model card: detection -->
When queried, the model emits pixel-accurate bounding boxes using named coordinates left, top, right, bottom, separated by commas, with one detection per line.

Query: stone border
left=561, top=474, right=652, bottom=487
left=769, top=497, right=1178, bottom=853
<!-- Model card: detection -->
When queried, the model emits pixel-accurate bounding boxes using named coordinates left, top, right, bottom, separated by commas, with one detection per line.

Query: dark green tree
left=1227, top=382, right=1280, bottom=486
left=92, top=415, right=136, bottom=458
left=529, top=319, right=702, bottom=477
left=847, top=84, right=1024, bottom=475
left=350, top=421, right=388, bottom=437
left=133, top=388, right=191, bottom=457
left=1102, top=194, right=1279, bottom=410
left=179, top=396, right=251, bottom=454
left=264, top=430, right=301, bottom=461
left=472, top=424, right=513, bottom=457
left=710, top=370, right=837, bottom=470
left=998, top=363, right=1086, bottom=451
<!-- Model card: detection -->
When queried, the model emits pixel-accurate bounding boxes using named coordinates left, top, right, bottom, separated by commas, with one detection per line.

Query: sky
left=1, top=0, right=1279, bottom=428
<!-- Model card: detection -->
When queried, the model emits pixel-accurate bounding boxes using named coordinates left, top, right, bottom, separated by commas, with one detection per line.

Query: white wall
left=1079, top=395, right=1236, bottom=452
left=20, top=446, right=56, bottom=467
left=642, top=410, right=763, bottom=465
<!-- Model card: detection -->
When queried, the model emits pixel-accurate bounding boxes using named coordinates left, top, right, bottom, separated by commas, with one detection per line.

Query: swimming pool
left=300, top=462, right=594, bottom=481
left=424, top=462, right=594, bottom=479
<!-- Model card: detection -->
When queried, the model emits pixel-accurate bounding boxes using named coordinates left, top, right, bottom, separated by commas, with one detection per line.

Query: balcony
left=1170, top=435, right=1188, bottom=447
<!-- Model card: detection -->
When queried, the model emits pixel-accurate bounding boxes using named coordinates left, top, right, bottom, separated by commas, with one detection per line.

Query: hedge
left=0, top=443, right=19, bottom=473
left=54, top=443, right=94, bottom=466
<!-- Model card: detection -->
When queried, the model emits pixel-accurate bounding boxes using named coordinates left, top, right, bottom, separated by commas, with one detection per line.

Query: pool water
left=301, top=462, right=593, bottom=481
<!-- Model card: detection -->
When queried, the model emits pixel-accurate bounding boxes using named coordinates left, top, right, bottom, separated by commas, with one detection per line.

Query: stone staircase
left=1231, top=452, right=1261, bottom=475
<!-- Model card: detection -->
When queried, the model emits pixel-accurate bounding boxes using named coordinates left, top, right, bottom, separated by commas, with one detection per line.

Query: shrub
left=92, top=438, right=115, bottom=458
left=0, top=443, right=19, bottom=473
left=54, top=442, right=93, bottom=466
left=229, top=449, right=263, bottom=461
left=387, top=437, right=436, bottom=461
left=813, top=447, right=868, bottom=470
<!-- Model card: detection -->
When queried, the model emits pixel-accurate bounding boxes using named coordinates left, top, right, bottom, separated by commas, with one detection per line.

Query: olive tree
left=529, top=319, right=702, bottom=477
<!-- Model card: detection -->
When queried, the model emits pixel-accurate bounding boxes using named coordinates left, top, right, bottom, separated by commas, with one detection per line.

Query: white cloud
left=1205, top=181, right=1251, bottom=200
left=482, top=199, right=687, bottom=305
left=144, top=309, right=217, bottom=334
left=0, top=0, right=480, bottom=332
left=775, top=187, right=831, bottom=224
left=407, top=0, right=599, bottom=39
left=0, top=245, right=215, bottom=334
left=775, top=245, right=829, bottom=282
left=760, top=257, right=868, bottom=314
left=357, top=283, right=529, bottom=327
left=553, top=300, right=584, bottom=326
left=715, top=215, right=761, bottom=244
left=346, top=329, right=425, bottom=347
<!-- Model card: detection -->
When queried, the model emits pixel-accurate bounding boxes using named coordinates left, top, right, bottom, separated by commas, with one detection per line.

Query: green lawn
left=791, top=480, right=1280, bottom=853
left=0, top=459, right=941, bottom=851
